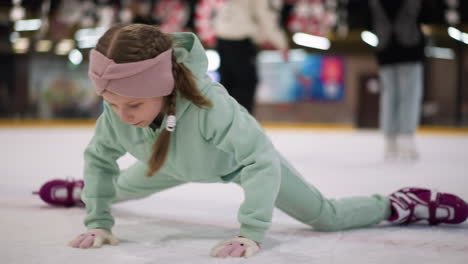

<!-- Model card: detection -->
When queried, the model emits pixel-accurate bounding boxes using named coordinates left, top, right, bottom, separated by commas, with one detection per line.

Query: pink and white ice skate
left=33, top=179, right=84, bottom=207
left=388, top=187, right=468, bottom=225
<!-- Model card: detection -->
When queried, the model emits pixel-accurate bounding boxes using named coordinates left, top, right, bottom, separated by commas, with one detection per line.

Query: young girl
left=60, top=24, right=467, bottom=258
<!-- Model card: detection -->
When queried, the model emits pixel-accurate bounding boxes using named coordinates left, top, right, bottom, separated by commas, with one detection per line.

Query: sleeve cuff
left=85, top=220, right=114, bottom=231
left=238, top=224, right=268, bottom=243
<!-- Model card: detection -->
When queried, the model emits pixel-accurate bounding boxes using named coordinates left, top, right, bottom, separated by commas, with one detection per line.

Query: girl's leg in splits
left=273, top=155, right=391, bottom=231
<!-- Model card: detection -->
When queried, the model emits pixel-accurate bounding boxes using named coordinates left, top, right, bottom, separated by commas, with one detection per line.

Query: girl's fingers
left=229, top=245, right=246, bottom=257
left=107, top=235, right=119, bottom=245
left=69, top=230, right=117, bottom=249
left=210, top=245, right=224, bottom=256
left=211, top=237, right=260, bottom=258
left=217, top=244, right=235, bottom=258
left=92, top=235, right=104, bottom=248
left=69, top=234, right=87, bottom=248
left=244, top=246, right=259, bottom=257
left=78, top=235, right=95, bottom=249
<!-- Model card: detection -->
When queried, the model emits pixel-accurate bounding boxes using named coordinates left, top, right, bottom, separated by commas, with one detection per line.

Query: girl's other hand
left=68, top=229, right=119, bottom=249
left=210, top=236, right=261, bottom=258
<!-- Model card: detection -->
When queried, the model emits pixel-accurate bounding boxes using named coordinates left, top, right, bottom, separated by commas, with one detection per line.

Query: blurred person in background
left=213, top=0, right=289, bottom=114
left=42, top=79, right=86, bottom=118
left=368, top=0, right=435, bottom=160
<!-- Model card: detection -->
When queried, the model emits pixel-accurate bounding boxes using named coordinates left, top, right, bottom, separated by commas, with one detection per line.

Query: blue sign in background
left=256, top=50, right=345, bottom=103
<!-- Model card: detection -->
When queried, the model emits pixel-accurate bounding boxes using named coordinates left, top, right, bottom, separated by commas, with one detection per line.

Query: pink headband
left=88, top=48, right=174, bottom=98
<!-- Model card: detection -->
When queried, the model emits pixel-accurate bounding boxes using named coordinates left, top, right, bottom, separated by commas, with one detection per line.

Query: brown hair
left=95, top=24, right=212, bottom=176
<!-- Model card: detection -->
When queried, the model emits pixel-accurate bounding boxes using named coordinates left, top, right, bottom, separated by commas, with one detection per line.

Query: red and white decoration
left=286, top=0, right=336, bottom=37
left=153, top=0, right=190, bottom=33
left=194, top=0, right=225, bottom=47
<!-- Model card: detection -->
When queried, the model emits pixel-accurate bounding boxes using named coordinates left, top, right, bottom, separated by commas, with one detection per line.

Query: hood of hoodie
left=170, top=32, right=212, bottom=120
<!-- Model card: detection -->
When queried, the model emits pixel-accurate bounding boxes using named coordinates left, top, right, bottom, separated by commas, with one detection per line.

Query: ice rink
left=1, top=127, right=468, bottom=264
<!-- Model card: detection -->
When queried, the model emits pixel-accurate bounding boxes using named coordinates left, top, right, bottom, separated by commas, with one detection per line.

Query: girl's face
left=102, top=91, right=164, bottom=128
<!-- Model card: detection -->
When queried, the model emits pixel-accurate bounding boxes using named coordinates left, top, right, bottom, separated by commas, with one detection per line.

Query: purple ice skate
left=33, top=179, right=84, bottom=207
left=388, top=187, right=468, bottom=225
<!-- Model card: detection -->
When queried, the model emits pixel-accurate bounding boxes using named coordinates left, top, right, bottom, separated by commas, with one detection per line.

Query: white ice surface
left=1, top=127, right=468, bottom=264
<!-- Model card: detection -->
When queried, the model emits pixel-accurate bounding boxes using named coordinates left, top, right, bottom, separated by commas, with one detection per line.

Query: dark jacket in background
left=367, top=0, right=436, bottom=65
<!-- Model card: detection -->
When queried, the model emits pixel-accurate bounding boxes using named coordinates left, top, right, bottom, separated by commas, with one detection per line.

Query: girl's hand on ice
left=210, top=236, right=261, bottom=258
left=68, top=229, right=119, bottom=249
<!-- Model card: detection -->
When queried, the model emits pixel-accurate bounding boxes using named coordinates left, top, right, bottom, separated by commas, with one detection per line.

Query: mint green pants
left=113, top=156, right=391, bottom=232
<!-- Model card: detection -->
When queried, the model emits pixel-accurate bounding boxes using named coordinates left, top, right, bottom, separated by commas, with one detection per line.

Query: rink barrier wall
left=0, top=119, right=467, bottom=135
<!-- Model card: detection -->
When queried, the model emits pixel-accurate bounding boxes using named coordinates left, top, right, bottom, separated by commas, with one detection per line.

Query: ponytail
left=146, top=59, right=212, bottom=177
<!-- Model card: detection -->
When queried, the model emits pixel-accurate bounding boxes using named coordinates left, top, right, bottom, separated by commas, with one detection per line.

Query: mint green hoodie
left=82, top=32, right=281, bottom=243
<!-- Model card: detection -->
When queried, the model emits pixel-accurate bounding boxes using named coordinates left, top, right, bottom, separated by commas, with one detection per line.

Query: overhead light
left=425, top=47, right=455, bottom=60
left=75, top=27, right=106, bottom=49
left=14, top=19, right=42, bottom=31
left=10, top=6, right=25, bottom=21
left=292, top=32, right=331, bottom=50
left=13, top=38, right=29, bottom=53
left=55, top=39, right=75, bottom=55
left=74, top=27, right=106, bottom=41
left=361, top=31, right=379, bottom=47
left=35, top=40, right=52, bottom=52
left=448, top=27, right=461, bottom=40
left=68, top=49, right=83, bottom=65
left=77, top=38, right=98, bottom=49
left=206, top=50, right=220, bottom=71
left=448, top=27, right=468, bottom=44
left=257, top=49, right=307, bottom=64
left=10, top=32, right=19, bottom=43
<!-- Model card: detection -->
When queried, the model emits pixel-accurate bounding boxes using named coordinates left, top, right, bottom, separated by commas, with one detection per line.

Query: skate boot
left=33, top=178, right=84, bottom=207
left=388, top=187, right=468, bottom=225
left=384, top=135, right=398, bottom=160
left=397, top=135, right=419, bottom=160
